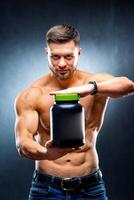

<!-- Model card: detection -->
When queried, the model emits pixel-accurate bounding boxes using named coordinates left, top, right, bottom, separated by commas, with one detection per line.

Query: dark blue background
left=0, top=0, right=134, bottom=199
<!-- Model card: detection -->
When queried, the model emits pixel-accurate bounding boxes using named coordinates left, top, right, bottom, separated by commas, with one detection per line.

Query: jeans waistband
left=33, top=169, right=102, bottom=191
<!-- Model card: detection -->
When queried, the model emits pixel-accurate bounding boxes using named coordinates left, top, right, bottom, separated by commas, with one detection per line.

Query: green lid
left=55, top=93, right=80, bottom=101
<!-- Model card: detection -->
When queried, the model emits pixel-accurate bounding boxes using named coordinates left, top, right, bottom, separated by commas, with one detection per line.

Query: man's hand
left=49, top=84, right=94, bottom=97
left=45, top=140, right=82, bottom=160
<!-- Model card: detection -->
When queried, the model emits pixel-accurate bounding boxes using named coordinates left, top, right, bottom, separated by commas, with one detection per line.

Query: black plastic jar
left=50, top=93, right=85, bottom=148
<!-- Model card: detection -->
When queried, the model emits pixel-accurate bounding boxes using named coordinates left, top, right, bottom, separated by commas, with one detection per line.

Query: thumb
left=45, top=140, right=53, bottom=148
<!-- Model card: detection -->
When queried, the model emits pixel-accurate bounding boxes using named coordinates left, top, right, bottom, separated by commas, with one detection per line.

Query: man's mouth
left=57, top=70, right=69, bottom=74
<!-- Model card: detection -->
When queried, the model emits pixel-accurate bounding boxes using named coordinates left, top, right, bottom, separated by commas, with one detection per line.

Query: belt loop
left=97, top=170, right=102, bottom=181
left=99, top=170, right=102, bottom=178
left=51, top=176, right=55, bottom=185
left=78, top=177, right=81, bottom=185
left=33, top=170, right=37, bottom=180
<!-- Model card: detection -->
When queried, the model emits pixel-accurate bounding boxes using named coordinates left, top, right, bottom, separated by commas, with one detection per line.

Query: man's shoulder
left=80, top=70, right=114, bottom=83
left=14, top=86, right=42, bottom=113
left=78, top=70, right=93, bottom=82
left=15, top=74, right=50, bottom=111
left=18, top=74, right=50, bottom=97
left=29, top=74, right=50, bottom=88
left=92, top=72, right=114, bottom=81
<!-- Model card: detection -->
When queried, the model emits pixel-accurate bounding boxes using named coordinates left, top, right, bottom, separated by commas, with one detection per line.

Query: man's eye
left=65, top=55, right=73, bottom=60
left=51, top=55, right=60, bottom=60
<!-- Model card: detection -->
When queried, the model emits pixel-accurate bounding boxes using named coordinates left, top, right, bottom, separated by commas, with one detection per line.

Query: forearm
left=49, top=75, right=134, bottom=99
left=97, top=77, right=134, bottom=98
left=17, top=138, right=48, bottom=160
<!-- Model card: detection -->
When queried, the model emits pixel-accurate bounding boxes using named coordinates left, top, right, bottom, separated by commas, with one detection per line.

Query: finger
left=54, top=147, right=75, bottom=153
left=45, top=140, right=53, bottom=148
left=62, top=147, right=76, bottom=153
left=73, top=145, right=84, bottom=152
left=49, top=91, right=63, bottom=95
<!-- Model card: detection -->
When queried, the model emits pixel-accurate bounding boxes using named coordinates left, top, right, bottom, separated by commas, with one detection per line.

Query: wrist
left=88, top=81, right=98, bottom=95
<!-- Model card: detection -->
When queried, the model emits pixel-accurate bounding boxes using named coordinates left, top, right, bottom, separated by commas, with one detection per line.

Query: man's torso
left=23, top=70, right=109, bottom=178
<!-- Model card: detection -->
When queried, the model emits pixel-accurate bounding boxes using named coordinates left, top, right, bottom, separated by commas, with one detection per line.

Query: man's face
left=46, top=40, right=81, bottom=80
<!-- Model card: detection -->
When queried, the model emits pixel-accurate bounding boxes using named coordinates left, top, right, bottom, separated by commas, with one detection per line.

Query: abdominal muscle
left=35, top=137, right=99, bottom=178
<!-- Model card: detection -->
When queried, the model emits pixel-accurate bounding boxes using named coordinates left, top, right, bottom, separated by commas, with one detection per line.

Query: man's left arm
left=93, top=74, right=134, bottom=98
left=50, top=73, right=134, bottom=98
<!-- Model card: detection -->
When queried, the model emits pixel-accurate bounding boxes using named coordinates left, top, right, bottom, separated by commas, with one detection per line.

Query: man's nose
left=58, top=57, right=66, bottom=68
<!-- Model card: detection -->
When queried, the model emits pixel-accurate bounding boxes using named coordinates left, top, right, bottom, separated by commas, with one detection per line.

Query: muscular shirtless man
left=14, top=24, right=134, bottom=200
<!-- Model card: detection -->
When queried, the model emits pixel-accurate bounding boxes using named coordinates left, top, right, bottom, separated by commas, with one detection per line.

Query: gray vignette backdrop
left=0, top=0, right=134, bottom=199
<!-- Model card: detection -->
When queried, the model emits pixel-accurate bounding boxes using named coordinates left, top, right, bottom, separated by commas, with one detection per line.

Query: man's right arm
left=14, top=91, right=48, bottom=160
left=14, top=89, right=76, bottom=160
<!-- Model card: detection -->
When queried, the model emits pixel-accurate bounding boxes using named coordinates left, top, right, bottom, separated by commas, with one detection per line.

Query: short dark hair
left=46, top=24, right=80, bottom=46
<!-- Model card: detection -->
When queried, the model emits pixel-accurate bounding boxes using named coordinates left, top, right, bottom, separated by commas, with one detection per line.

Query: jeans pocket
left=30, top=186, right=50, bottom=198
left=81, top=182, right=106, bottom=198
left=29, top=179, right=51, bottom=198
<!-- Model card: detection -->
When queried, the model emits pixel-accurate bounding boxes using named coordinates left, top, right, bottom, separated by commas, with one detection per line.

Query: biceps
left=15, top=110, right=39, bottom=140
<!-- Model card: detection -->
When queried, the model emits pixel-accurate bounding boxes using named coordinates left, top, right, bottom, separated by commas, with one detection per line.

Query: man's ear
left=78, top=48, right=82, bottom=56
left=45, top=47, right=48, bottom=54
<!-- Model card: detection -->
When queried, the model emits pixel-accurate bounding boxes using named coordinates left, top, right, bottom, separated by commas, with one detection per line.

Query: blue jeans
left=28, top=170, right=108, bottom=200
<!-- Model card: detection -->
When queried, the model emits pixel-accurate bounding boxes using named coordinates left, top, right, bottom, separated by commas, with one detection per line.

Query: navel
left=66, top=159, right=71, bottom=162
